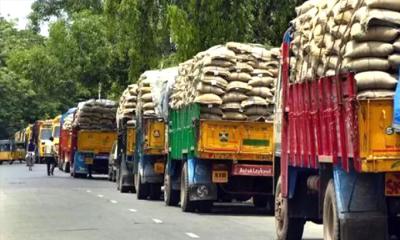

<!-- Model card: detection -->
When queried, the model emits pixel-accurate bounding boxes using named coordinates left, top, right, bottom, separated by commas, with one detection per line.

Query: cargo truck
left=70, top=129, right=116, bottom=178
left=166, top=104, right=275, bottom=212
left=58, top=108, right=76, bottom=172
left=274, top=30, right=400, bottom=240
left=134, top=116, right=166, bottom=200
left=112, top=118, right=136, bottom=193
left=37, top=120, right=53, bottom=163
left=52, top=115, right=61, bottom=150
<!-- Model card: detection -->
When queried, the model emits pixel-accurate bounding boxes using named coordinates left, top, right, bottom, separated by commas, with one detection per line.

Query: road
left=0, top=163, right=323, bottom=240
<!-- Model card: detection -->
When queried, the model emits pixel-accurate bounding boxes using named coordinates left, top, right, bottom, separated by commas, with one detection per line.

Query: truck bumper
left=140, top=155, right=165, bottom=184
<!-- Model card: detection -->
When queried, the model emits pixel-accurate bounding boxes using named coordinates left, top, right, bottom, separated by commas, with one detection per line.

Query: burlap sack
left=222, top=92, right=248, bottom=103
left=366, top=0, right=400, bottom=11
left=230, top=63, right=254, bottom=73
left=357, top=90, right=395, bottom=99
left=221, top=102, right=242, bottom=111
left=355, top=71, right=397, bottom=90
left=143, top=102, right=155, bottom=110
left=245, top=106, right=271, bottom=116
left=344, top=41, right=394, bottom=58
left=241, top=96, right=268, bottom=108
left=141, top=93, right=153, bottom=102
left=248, top=77, right=275, bottom=87
left=351, top=24, right=399, bottom=42
left=202, top=66, right=231, bottom=79
left=248, top=87, right=273, bottom=98
left=194, top=94, right=222, bottom=105
left=201, top=113, right=222, bottom=120
left=140, top=87, right=152, bottom=94
left=229, top=72, right=252, bottom=82
left=393, top=38, right=400, bottom=52
left=201, top=57, right=235, bottom=68
left=201, top=106, right=223, bottom=115
left=227, top=81, right=252, bottom=93
left=389, top=54, right=400, bottom=68
left=252, top=69, right=274, bottom=77
left=200, top=75, right=228, bottom=89
left=197, top=83, right=225, bottom=95
left=345, top=58, right=390, bottom=72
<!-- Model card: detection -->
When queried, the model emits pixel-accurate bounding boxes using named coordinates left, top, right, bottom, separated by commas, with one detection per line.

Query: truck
left=165, top=104, right=275, bottom=212
left=70, top=129, right=117, bottom=178
left=112, top=119, right=136, bottom=193
left=58, top=108, right=76, bottom=172
left=52, top=115, right=61, bottom=150
left=37, top=120, right=53, bottom=163
left=134, top=116, right=166, bottom=200
left=274, top=30, right=400, bottom=239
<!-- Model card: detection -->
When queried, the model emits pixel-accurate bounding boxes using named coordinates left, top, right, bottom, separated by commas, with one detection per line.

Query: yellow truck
left=52, top=115, right=61, bottom=149
left=37, top=120, right=53, bottom=163
left=71, top=130, right=117, bottom=178
left=165, top=104, right=275, bottom=212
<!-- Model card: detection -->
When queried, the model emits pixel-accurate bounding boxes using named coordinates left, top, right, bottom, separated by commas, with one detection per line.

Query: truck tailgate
left=359, top=99, right=400, bottom=172
left=77, top=131, right=117, bottom=153
left=198, top=120, right=273, bottom=161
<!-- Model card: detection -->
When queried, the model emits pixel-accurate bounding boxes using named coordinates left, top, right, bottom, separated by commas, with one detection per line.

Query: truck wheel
left=323, top=180, right=340, bottom=240
left=180, top=162, right=195, bottom=212
left=149, top=183, right=162, bottom=200
left=118, top=170, right=129, bottom=193
left=164, top=173, right=180, bottom=206
left=275, top=177, right=305, bottom=240
left=135, top=173, right=149, bottom=200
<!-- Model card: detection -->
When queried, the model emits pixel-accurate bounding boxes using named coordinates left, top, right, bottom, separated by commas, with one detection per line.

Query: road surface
left=0, top=163, right=323, bottom=240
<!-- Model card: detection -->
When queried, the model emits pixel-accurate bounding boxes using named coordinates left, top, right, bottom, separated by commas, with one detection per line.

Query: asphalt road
left=0, top=163, right=323, bottom=240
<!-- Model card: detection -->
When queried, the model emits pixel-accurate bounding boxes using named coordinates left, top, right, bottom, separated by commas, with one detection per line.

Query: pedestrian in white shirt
left=44, top=137, right=57, bottom=176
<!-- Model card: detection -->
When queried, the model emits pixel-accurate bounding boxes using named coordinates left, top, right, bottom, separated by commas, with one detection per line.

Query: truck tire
left=180, top=162, right=196, bottom=212
left=164, top=173, right=180, bottom=206
left=275, top=177, right=305, bottom=240
left=149, top=183, right=162, bottom=200
left=135, top=173, right=149, bottom=200
left=118, top=169, right=130, bottom=193
left=323, top=180, right=340, bottom=240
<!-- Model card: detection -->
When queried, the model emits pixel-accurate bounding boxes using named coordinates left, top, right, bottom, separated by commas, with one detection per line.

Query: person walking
left=44, top=137, right=57, bottom=176
left=26, top=140, right=36, bottom=171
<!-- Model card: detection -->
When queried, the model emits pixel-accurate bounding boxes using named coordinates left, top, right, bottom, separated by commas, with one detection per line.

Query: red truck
left=58, top=108, right=76, bottom=172
left=274, top=30, right=400, bottom=239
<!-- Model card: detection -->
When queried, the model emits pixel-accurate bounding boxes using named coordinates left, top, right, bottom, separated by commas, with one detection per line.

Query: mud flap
left=187, top=158, right=217, bottom=201
left=333, top=166, right=387, bottom=240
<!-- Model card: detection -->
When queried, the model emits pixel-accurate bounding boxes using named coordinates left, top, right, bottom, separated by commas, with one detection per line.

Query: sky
left=0, top=0, right=49, bottom=35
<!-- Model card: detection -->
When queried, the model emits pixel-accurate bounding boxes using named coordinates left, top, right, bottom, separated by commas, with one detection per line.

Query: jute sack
left=230, top=62, right=254, bottom=73
left=344, top=41, right=394, bottom=58
left=357, top=90, right=395, bottom=99
left=245, top=106, right=270, bottom=116
left=202, top=66, right=231, bottom=79
left=241, top=96, right=268, bottom=108
left=351, top=24, right=399, bottom=42
left=140, top=87, right=152, bottom=94
left=229, top=72, right=252, bottom=82
left=221, top=102, right=242, bottom=111
left=360, top=8, right=400, bottom=27
left=393, top=38, right=400, bottom=52
left=344, top=58, right=390, bottom=72
left=201, top=57, right=234, bottom=68
left=222, top=112, right=247, bottom=121
left=143, top=102, right=155, bottom=110
left=227, top=81, right=252, bottom=93
left=200, top=75, right=228, bottom=89
left=201, top=106, right=223, bottom=116
left=201, top=113, right=222, bottom=120
left=222, top=92, right=248, bottom=103
left=194, top=94, right=222, bottom=105
left=248, top=87, right=273, bottom=98
left=141, top=93, right=153, bottom=102
left=389, top=54, right=400, bottom=68
left=355, top=71, right=397, bottom=90
left=197, top=83, right=225, bottom=95
left=252, top=69, right=274, bottom=77
left=366, top=0, right=400, bottom=11
left=248, top=77, right=275, bottom=87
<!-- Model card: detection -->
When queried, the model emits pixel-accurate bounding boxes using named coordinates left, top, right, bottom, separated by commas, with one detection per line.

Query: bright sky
left=0, top=0, right=49, bottom=35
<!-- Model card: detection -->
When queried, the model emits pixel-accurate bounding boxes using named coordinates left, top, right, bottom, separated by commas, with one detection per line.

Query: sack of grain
left=355, top=71, right=398, bottom=90
left=344, top=58, right=390, bottom=72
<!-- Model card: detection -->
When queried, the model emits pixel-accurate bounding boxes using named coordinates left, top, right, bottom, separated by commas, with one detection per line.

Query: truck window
left=53, top=126, right=60, bottom=138
left=40, top=128, right=53, bottom=140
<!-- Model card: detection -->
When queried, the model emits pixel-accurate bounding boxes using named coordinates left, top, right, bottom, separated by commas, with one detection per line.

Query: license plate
left=154, top=162, right=165, bottom=174
left=212, top=170, right=228, bottom=183
left=85, top=158, right=93, bottom=165
left=385, top=173, right=400, bottom=196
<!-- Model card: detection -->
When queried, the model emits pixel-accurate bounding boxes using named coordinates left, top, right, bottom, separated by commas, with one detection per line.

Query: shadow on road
left=196, top=202, right=274, bottom=217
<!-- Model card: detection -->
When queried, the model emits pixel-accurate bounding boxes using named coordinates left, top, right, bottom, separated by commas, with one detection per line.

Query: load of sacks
left=291, top=0, right=400, bottom=98
left=137, top=68, right=178, bottom=118
left=116, top=84, right=138, bottom=126
left=62, top=114, right=74, bottom=131
left=169, top=42, right=279, bottom=121
left=72, top=99, right=117, bottom=130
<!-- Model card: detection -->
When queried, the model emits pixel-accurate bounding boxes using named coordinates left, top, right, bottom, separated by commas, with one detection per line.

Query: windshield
left=0, top=144, right=11, bottom=152
left=53, top=126, right=60, bottom=138
left=40, top=128, right=52, bottom=140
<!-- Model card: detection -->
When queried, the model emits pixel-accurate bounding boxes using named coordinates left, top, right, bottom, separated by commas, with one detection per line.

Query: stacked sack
left=137, top=68, right=178, bottom=118
left=62, top=114, right=74, bottom=131
left=73, top=99, right=117, bottom=130
left=291, top=0, right=400, bottom=98
left=116, top=84, right=138, bottom=126
left=169, top=42, right=279, bottom=121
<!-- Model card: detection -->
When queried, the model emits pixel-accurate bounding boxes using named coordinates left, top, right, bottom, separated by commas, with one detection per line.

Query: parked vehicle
left=111, top=119, right=136, bottom=192
left=52, top=115, right=61, bottom=150
left=0, top=140, right=14, bottom=164
left=37, top=120, right=53, bottom=163
left=274, top=29, right=400, bottom=240
left=58, top=108, right=76, bottom=172
left=166, top=104, right=275, bottom=212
